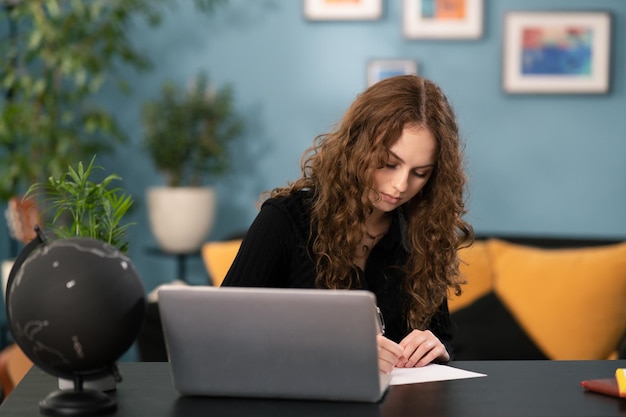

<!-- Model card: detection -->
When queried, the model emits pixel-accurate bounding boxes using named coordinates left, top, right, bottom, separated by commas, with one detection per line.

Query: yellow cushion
left=201, top=239, right=242, bottom=287
left=488, top=239, right=626, bottom=360
left=449, top=241, right=494, bottom=313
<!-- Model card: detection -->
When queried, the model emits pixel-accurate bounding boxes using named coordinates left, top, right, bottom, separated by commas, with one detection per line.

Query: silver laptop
left=157, top=286, right=391, bottom=402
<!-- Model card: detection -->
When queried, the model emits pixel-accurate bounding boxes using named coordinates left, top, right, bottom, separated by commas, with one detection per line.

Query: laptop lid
left=157, top=286, right=390, bottom=402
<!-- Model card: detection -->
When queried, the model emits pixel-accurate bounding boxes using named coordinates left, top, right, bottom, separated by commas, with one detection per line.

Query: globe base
left=39, top=389, right=116, bottom=416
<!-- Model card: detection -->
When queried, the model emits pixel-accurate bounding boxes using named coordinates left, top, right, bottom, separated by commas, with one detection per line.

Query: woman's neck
left=354, top=212, right=392, bottom=270
left=365, top=210, right=392, bottom=237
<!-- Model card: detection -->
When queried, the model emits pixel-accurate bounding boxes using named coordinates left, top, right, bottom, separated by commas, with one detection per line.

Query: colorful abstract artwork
left=403, top=0, right=483, bottom=39
left=520, top=26, right=593, bottom=76
left=421, top=0, right=467, bottom=20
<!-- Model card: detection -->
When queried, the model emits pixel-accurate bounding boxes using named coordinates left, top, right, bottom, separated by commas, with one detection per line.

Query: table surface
left=1, top=360, right=625, bottom=417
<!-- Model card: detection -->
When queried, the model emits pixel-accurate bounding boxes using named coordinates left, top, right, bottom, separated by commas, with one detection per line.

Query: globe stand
left=58, top=366, right=120, bottom=392
left=39, top=374, right=116, bottom=416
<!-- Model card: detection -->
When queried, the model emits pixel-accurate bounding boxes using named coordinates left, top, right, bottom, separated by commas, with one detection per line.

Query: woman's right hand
left=377, top=335, right=404, bottom=374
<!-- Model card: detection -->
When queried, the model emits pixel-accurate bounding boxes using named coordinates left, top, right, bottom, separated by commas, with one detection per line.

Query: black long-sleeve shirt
left=222, top=190, right=454, bottom=357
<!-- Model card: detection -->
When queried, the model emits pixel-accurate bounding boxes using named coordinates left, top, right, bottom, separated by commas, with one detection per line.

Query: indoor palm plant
left=141, top=71, right=244, bottom=253
left=24, top=156, right=135, bottom=254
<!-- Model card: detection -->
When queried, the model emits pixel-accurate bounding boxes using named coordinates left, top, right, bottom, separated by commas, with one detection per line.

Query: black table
left=145, top=247, right=203, bottom=283
left=1, top=361, right=625, bottom=416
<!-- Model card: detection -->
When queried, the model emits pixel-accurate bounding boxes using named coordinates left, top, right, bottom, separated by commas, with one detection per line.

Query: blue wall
left=2, top=0, right=626, bottom=296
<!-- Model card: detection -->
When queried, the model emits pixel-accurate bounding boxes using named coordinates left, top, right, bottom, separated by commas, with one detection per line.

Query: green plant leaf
left=25, top=156, right=135, bottom=252
left=142, top=70, right=245, bottom=186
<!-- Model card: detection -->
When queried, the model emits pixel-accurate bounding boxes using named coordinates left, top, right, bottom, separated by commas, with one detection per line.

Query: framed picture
left=403, top=0, right=483, bottom=39
left=367, top=60, right=418, bottom=86
left=304, top=0, right=382, bottom=21
left=503, top=12, right=611, bottom=94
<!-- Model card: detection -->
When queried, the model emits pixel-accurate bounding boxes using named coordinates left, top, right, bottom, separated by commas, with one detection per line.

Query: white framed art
left=304, top=0, right=383, bottom=21
left=367, top=60, right=418, bottom=86
left=502, top=12, right=611, bottom=94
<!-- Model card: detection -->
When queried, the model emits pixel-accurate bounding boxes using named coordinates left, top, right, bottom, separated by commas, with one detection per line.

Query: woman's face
left=370, top=125, right=436, bottom=214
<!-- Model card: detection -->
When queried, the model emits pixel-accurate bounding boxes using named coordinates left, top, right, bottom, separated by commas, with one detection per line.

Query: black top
left=222, top=190, right=454, bottom=356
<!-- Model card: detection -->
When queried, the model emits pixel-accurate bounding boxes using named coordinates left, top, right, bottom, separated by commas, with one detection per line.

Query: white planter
left=2, top=259, right=14, bottom=301
left=147, top=187, right=216, bottom=254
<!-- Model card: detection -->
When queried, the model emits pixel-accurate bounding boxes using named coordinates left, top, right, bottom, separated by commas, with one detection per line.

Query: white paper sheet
left=390, top=364, right=487, bottom=385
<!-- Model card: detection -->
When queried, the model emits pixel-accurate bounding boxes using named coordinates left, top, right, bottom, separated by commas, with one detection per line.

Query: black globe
left=6, top=237, right=146, bottom=380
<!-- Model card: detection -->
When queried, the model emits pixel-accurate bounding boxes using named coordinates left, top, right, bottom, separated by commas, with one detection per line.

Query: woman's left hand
left=396, top=329, right=450, bottom=368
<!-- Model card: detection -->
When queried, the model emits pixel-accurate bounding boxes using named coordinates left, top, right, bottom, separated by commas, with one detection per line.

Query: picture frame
left=502, top=12, right=611, bottom=94
left=367, top=60, right=418, bottom=86
left=403, top=0, right=483, bottom=39
left=304, top=0, right=383, bottom=21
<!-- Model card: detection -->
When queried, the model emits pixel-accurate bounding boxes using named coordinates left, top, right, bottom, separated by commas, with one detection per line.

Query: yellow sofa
left=450, top=237, right=626, bottom=360
left=201, top=238, right=244, bottom=287
left=198, top=235, right=626, bottom=361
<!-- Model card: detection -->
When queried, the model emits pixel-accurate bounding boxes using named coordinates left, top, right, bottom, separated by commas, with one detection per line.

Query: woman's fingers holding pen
left=377, top=335, right=404, bottom=374
left=398, top=329, right=450, bottom=368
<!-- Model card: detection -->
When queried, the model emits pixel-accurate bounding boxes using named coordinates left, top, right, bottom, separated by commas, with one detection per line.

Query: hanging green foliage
left=0, top=0, right=227, bottom=200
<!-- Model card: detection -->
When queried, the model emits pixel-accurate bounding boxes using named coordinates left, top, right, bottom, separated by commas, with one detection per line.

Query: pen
left=376, top=306, right=385, bottom=335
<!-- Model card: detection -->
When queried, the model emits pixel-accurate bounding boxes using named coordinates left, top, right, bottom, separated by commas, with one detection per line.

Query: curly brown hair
left=269, top=75, right=473, bottom=329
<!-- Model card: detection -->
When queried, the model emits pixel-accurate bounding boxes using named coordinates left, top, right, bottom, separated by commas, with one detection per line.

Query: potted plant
left=24, top=156, right=135, bottom=253
left=141, top=71, right=244, bottom=253
left=0, top=0, right=227, bottom=260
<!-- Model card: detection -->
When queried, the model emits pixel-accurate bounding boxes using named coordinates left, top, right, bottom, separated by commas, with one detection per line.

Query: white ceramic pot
left=2, top=259, right=15, bottom=300
left=147, top=187, right=216, bottom=254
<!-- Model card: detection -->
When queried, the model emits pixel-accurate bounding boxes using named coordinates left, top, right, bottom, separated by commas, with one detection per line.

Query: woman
left=222, top=74, right=473, bottom=373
